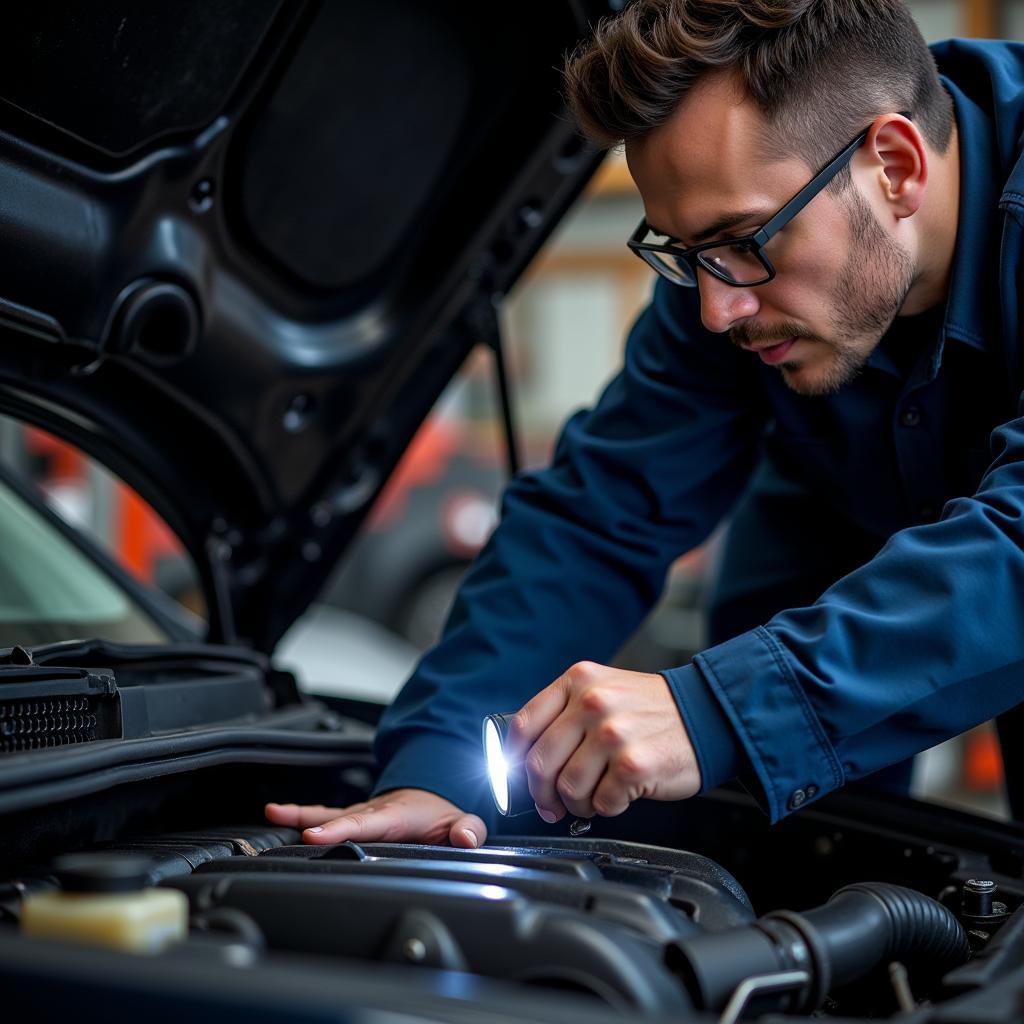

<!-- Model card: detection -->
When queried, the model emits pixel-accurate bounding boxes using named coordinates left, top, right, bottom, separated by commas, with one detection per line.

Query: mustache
left=730, top=322, right=816, bottom=347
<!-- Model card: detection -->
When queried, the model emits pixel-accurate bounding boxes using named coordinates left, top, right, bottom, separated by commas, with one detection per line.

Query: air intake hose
left=674, top=882, right=970, bottom=1013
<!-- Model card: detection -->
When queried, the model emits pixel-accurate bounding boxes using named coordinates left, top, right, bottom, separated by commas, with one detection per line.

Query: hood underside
left=0, top=0, right=610, bottom=649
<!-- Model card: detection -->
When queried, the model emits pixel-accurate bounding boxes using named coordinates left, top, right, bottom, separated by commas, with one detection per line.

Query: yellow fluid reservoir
left=21, top=853, right=188, bottom=954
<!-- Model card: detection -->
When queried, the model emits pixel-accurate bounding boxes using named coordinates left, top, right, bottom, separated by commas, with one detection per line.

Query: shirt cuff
left=694, top=626, right=845, bottom=822
left=662, top=662, right=745, bottom=792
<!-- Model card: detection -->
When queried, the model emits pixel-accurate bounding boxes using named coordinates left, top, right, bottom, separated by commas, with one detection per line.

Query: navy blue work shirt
left=373, top=39, right=1024, bottom=824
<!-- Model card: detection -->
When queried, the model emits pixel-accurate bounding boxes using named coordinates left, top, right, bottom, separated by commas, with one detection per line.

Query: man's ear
left=863, top=114, right=927, bottom=219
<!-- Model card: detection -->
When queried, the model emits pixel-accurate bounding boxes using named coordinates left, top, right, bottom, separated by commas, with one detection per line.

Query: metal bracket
left=718, top=969, right=811, bottom=1024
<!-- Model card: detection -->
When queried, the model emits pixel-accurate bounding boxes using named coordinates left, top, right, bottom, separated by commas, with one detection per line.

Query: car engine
left=3, top=734, right=1024, bottom=1024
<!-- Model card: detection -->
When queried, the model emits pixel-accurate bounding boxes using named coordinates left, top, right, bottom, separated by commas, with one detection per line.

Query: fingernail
left=462, top=829, right=478, bottom=848
left=306, top=826, right=323, bottom=834
left=535, top=805, right=558, bottom=823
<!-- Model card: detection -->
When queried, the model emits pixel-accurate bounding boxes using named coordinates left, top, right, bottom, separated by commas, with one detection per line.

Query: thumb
left=449, top=813, right=488, bottom=849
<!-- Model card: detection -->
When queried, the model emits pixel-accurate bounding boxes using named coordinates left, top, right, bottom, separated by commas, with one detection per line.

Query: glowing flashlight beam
left=484, top=717, right=509, bottom=815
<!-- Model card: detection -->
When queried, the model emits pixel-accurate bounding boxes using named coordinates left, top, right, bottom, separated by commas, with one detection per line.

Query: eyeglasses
left=627, top=123, right=883, bottom=288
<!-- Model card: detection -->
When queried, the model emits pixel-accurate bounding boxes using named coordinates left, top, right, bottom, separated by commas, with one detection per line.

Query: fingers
left=552, top=732, right=613, bottom=819
left=266, top=790, right=479, bottom=848
left=524, top=714, right=585, bottom=822
left=518, top=662, right=617, bottom=821
left=449, top=813, right=488, bottom=849
left=591, top=746, right=651, bottom=818
left=265, top=802, right=362, bottom=829
left=507, top=670, right=573, bottom=756
left=516, top=663, right=702, bottom=824
left=297, top=801, right=411, bottom=845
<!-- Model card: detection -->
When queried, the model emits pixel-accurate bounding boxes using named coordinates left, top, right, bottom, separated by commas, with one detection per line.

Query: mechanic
left=267, top=0, right=1024, bottom=848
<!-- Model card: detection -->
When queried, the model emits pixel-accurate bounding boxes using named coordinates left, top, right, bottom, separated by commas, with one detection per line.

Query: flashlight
left=483, top=712, right=532, bottom=817
left=482, top=712, right=592, bottom=835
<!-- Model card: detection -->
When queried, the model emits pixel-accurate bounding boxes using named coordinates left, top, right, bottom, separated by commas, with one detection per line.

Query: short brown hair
left=564, top=0, right=953, bottom=179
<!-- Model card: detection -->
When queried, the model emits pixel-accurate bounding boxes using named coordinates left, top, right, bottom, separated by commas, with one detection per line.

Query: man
left=268, top=0, right=1024, bottom=847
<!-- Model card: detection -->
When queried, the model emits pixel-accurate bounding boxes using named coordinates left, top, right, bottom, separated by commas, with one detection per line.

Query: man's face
left=625, top=75, right=915, bottom=396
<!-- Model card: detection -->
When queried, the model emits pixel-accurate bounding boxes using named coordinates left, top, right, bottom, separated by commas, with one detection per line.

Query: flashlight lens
left=484, top=717, right=509, bottom=815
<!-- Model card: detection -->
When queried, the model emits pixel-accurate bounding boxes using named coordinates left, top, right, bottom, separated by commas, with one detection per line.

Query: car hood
left=0, top=0, right=607, bottom=650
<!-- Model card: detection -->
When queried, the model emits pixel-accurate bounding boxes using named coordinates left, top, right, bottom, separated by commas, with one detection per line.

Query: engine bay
left=3, top=755, right=1024, bottom=1024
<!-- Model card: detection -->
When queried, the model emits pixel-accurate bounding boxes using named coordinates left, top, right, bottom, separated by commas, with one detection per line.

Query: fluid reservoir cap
left=52, top=853, right=156, bottom=893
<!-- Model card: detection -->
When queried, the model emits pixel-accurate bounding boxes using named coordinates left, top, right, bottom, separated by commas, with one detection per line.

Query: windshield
left=0, top=478, right=169, bottom=647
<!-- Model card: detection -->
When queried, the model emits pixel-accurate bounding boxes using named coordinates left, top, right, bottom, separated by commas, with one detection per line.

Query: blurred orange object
left=116, top=485, right=180, bottom=583
left=24, top=426, right=83, bottom=481
left=25, top=425, right=179, bottom=585
left=965, top=725, right=1004, bottom=792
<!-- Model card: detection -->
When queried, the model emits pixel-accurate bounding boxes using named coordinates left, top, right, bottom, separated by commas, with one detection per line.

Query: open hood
left=0, top=0, right=609, bottom=650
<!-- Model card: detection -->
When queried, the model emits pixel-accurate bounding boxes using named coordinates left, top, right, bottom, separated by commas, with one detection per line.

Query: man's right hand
left=265, top=788, right=487, bottom=848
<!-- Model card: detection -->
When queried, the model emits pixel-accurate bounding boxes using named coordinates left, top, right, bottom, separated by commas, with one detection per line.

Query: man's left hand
left=508, top=661, right=701, bottom=823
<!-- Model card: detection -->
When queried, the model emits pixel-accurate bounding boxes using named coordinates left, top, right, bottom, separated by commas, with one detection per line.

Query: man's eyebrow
left=649, top=209, right=769, bottom=246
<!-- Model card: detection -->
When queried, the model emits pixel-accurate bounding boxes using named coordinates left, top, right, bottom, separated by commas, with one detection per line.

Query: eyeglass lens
left=641, top=238, right=771, bottom=287
left=642, top=248, right=696, bottom=285
left=696, top=241, right=770, bottom=284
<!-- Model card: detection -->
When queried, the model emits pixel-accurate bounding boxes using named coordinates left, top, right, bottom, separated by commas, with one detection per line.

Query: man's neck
left=900, top=121, right=961, bottom=316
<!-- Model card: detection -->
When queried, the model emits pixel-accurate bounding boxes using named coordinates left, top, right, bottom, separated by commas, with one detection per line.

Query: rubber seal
left=761, top=910, right=831, bottom=1011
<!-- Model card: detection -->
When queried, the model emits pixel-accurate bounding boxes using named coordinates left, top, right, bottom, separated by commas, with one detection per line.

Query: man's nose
left=697, top=269, right=761, bottom=334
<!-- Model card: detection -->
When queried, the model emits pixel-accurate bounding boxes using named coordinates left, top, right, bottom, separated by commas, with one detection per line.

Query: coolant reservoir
left=21, top=853, right=188, bottom=954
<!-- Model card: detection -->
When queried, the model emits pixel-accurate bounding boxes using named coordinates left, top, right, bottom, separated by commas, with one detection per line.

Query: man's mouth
left=748, top=337, right=797, bottom=365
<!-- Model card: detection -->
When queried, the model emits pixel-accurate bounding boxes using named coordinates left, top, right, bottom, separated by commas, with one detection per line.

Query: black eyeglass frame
left=627, top=115, right=909, bottom=288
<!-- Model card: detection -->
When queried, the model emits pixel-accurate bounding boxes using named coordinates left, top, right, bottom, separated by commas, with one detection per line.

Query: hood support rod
left=481, top=302, right=520, bottom=479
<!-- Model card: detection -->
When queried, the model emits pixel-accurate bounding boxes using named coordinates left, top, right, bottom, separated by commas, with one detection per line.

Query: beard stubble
left=730, top=188, right=916, bottom=396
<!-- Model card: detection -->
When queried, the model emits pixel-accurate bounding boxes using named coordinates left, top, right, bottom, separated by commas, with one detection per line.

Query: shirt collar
left=865, top=76, right=1003, bottom=383
left=937, top=75, right=1004, bottom=359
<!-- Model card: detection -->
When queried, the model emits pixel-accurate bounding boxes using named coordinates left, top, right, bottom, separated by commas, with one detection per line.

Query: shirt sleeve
left=372, top=280, right=767, bottom=817
left=691, top=394, right=1024, bottom=822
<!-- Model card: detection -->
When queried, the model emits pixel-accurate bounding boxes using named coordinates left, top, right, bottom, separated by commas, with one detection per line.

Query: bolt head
left=966, top=879, right=996, bottom=892
left=403, top=937, right=427, bottom=963
left=189, top=177, right=216, bottom=213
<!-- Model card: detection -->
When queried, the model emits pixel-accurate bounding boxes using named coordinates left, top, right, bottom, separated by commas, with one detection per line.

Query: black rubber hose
left=787, top=882, right=970, bottom=988
left=675, top=881, right=970, bottom=1012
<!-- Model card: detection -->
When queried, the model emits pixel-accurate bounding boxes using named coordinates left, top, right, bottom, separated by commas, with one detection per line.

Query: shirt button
left=900, top=407, right=922, bottom=427
left=789, top=788, right=807, bottom=810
